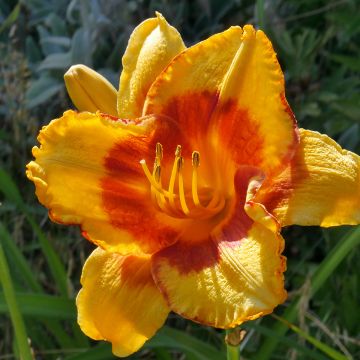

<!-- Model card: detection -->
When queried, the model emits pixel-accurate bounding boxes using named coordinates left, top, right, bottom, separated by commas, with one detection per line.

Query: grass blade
left=0, top=239, right=33, bottom=360
left=246, top=321, right=328, bottom=360
left=311, top=226, right=360, bottom=295
left=0, top=169, right=69, bottom=297
left=25, top=215, right=69, bottom=297
left=256, top=0, right=265, bottom=29
left=257, top=226, right=360, bottom=359
left=272, top=314, right=348, bottom=360
left=0, top=3, right=20, bottom=34
left=146, top=326, right=226, bottom=360
left=64, top=343, right=113, bottom=360
left=0, top=168, right=23, bottom=208
left=0, top=292, right=76, bottom=319
left=0, top=222, right=42, bottom=293
left=0, top=222, right=81, bottom=348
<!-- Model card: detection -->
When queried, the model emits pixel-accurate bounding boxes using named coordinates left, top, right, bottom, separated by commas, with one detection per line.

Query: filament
left=140, top=143, right=225, bottom=219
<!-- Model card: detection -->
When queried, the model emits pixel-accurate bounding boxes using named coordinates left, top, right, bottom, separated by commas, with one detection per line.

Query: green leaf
left=26, top=36, right=43, bottom=63
left=0, top=170, right=69, bottom=297
left=256, top=0, right=265, bottom=30
left=26, top=76, right=63, bottom=108
left=65, top=343, right=114, bottom=360
left=25, top=216, right=70, bottom=297
left=331, top=54, right=360, bottom=71
left=337, top=123, right=359, bottom=153
left=0, top=222, right=42, bottom=292
left=71, top=28, right=92, bottom=66
left=246, top=322, right=328, bottom=360
left=272, top=314, right=348, bottom=360
left=146, top=326, right=225, bottom=360
left=41, top=36, right=71, bottom=48
left=38, top=52, right=71, bottom=71
left=65, top=325, right=225, bottom=360
left=311, top=226, right=360, bottom=295
left=0, top=292, right=76, bottom=319
left=331, top=96, right=360, bottom=122
left=45, top=13, right=68, bottom=36
left=0, top=241, right=33, bottom=360
left=257, top=226, right=360, bottom=359
left=0, top=168, right=23, bottom=208
left=0, top=224, right=77, bottom=348
left=0, top=3, right=20, bottom=34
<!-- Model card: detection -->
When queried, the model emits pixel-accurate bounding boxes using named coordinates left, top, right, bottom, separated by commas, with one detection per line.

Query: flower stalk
left=225, top=329, right=241, bottom=360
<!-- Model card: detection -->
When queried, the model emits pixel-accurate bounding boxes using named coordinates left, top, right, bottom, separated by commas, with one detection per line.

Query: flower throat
left=140, top=143, right=225, bottom=219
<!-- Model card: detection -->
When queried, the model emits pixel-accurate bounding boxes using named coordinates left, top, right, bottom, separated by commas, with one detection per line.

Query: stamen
left=140, top=160, right=170, bottom=196
left=192, top=151, right=200, bottom=167
left=177, top=157, right=190, bottom=215
left=168, top=145, right=182, bottom=209
left=153, top=164, right=168, bottom=211
left=151, top=146, right=162, bottom=202
left=154, top=165, right=161, bottom=182
left=156, top=142, right=163, bottom=162
left=175, top=144, right=182, bottom=157
left=191, top=151, right=201, bottom=207
left=141, top=143, right=225, bottom=220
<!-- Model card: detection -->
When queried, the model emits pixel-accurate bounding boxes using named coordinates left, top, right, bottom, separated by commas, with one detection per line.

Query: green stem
left=226, top=330, right=240, bottom=360
left=256, top=0, right=265, bottom=29
left=227, top=344, right=240, bottom=360
left=0, top=241, right=33, bottom=360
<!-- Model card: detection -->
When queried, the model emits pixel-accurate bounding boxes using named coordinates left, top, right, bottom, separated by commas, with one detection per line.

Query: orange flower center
left=140, top=143, right=226, bottom=220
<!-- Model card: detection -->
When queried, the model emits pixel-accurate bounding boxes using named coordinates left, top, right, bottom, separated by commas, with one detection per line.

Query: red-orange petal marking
left=145, top=26, right=299, bottom=176
left=255, top=129, right=360, bottom=227
left=159, top=91, right=219, bottom=147
left=100, top=115, right=193, bottom=255
left=26, top=110, right=187, bottom=256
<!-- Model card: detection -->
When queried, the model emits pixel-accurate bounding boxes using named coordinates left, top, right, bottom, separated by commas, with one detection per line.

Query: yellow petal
left=118, top=12, right=185, bottom=118
left=77, top=248, right=169, bottom=357
left=255, top=129, right=360, bottom=227
left=144, top=25, right=298, bottom=175
left=151, top=167, right=286, bottom=328
left=152, top=222, right=286, bottom=328
left=26, top=110, right=184, bottom=255
left=64, top=65, right=118, bottom=116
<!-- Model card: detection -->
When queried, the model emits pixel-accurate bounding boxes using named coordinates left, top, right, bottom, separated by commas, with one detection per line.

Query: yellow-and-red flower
left=26, top=13, right=360, bottom=357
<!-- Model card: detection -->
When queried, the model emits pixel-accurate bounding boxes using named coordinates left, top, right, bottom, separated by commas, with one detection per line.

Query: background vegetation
left=0, top=0, right=359, bottom=359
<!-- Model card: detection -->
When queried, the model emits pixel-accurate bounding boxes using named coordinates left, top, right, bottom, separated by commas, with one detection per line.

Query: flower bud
left=64, top=65, right=118, bottom=116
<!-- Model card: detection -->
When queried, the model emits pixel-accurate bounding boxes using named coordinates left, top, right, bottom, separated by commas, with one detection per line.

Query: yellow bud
left=64, top=65, right=118, bottom=116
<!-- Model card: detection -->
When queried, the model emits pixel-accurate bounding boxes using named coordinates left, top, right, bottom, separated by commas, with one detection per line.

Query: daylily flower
left=26, top=13, right=360, bottom=357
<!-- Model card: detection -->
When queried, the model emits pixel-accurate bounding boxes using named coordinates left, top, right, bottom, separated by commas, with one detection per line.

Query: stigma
left=140, top=143, right=225, bottom=219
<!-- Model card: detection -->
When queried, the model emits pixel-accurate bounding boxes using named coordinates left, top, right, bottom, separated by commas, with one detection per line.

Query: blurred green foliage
left=0, top=0, right=359, bottom=359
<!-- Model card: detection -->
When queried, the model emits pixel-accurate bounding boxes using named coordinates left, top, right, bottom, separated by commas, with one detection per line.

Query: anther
left=140, top=159, right=168, bottom=195
left=141, top=144, right=225, bottom=219
left=192, top=151, right=200, bottom=167
left=156, top=143, right=163, bottom=161
left=175, top=145, right=182, bottom=157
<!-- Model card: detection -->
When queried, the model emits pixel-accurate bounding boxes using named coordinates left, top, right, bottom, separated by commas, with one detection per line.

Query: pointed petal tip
left=155, top=11, right=164, bottom=21
left=118, top=12, right=185, bottom=118
left=242, top=24, right=256, bottom=39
